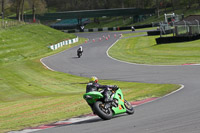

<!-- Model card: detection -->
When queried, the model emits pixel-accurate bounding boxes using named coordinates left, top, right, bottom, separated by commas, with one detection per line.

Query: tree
left=156, top=0, right=160, bottom=17
left=187, top=0, right=192, bottom=9
left=16, top=0, right=25, bottom=21
left=10, top=0, right=26, bottom=21
left=103, top=0, right=110, bottom=9
left=15, top=0, right=20, bottom=21
left=29, top=0, right=47, bottom=22
left=121, top=0, right=125, bottom=8
left=1, top=0, right=4, bottom=19
left=199, top=0, right=200, bottom=7
left=171, top=0, right=174, bottom=11
left=20, top=0, right=25, bottom=21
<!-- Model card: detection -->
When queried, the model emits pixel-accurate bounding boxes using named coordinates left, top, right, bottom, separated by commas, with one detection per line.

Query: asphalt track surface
left=39, top=31, right=200, bottom=133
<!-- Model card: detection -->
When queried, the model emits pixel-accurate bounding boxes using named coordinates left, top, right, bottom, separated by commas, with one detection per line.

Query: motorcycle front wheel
left=124, top=99, right=134, bottom=114
left=93, top=101, right=113, bottom=120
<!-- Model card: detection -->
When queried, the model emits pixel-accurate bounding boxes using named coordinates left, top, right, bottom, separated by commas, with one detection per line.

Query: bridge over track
left=25, top=8, right=155, bottom=20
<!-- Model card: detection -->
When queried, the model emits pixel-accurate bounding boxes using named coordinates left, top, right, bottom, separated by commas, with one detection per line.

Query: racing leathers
left=77, top=47, right=83, bottom=54
left=86, top=82, right=117, bottom=102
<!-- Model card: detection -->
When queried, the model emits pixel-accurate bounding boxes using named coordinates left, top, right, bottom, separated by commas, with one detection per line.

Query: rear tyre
left=124, top=100, right=134, bottom=114
left=93, top=101, right=113, bottom=120
left=77, top=52, right=81, bottom=58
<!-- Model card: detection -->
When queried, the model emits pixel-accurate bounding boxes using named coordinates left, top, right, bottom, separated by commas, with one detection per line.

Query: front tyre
left=93, top=101, right=113, bottom=120
left=124, top=100, right=134, bottom=114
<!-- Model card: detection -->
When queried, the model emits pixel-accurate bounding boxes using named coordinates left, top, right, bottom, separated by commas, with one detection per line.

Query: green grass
left=0, top=24, right=180, bottom=133
left=109, top=34, right=200, bottom=65
left=121, top=31, right=147, bottom=38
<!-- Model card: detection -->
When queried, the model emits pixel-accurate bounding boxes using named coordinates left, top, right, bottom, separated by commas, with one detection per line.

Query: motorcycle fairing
left=83, top=91, right=104, bottom=104
left=112, top=89, right=126, bottom=115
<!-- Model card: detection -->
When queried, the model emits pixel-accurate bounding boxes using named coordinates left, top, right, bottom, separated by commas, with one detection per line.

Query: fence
left=175, top=20, right=200, bottom=36
left=0, top=20, right=40, bottom=29
left=156, top=20, right=200, bottom=44
left=0, top=20, right=27, bottom=29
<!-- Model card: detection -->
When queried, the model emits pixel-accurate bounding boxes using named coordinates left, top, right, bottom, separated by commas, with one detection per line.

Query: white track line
left=135, top=84, right=184, bottom=107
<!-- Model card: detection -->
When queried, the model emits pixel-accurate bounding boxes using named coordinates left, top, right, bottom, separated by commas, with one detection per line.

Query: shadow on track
left=72, top=57, right=80, bottom=59
left=53, top=113, right=129, bottom=129
left=54, top=117, right=102, bottom=128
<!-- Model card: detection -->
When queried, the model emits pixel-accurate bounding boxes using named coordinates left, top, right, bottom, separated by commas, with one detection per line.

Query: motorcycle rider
left=131, top=26, right=135, bottom=31
left=86, top=76, right=118, bottom=103
left=77, top=46, right=83, bottom=57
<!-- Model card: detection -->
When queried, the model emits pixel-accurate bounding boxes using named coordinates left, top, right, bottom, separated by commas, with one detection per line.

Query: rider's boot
left=88, top=103, right=96, bottom=115
left=104, top=96, right=112, bottom=109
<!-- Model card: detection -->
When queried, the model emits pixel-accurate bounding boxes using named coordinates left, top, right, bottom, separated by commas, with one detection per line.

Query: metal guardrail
left=175, top=20, right=200, bottom=36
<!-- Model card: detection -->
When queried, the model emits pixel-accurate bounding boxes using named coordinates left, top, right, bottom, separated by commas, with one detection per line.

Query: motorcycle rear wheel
left=93, top=101, right=113, bottom=120
left=124, top=99, right=134, bottom=114
left=77, top=52, right=82, bottom=58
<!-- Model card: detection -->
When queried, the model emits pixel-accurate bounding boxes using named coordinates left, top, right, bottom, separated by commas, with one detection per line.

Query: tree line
left=1, top=0, right=200, bottom=21
left=1, top=0, right=47, bottom=21
left=45, top=0, right=200, bottom=11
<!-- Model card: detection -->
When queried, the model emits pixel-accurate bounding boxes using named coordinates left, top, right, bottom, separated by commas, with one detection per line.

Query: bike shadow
left=54, top=117, right=101, bottom=128
left=72, top=57, right=80, bottom=59
left=54, top=113, right=128, bottom=128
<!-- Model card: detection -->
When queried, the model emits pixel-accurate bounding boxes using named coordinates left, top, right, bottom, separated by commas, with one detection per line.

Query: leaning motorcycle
left=83, top=87, right=134, bottom=120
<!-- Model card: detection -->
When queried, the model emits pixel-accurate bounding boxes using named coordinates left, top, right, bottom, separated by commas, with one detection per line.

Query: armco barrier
left=48, top=37, right=79, bottom=50
left=98, top=28, right=103, bottom=31
left=156, top=34, right=200, bottom=44
left=63, top=24, right=154, bottom=33
left=147, top=29, right=173, bottom=36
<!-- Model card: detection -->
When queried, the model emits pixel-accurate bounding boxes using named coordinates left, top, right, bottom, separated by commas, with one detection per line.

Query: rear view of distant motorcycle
left=77, top=46, right=83, bottom=58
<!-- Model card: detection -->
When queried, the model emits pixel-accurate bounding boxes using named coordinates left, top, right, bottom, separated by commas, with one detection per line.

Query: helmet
left=79, top=46, right=82, bottom=51
left=89, top=76, right=98, bottom=83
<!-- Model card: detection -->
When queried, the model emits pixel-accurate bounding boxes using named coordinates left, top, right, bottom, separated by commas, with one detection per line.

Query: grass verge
left=0, top=24, right=180, bottom=133
left=109, top=34, right=200, bottom=65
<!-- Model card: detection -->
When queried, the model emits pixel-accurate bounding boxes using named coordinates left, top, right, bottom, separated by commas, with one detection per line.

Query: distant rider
left=131, top=26, right=135, bottom=31
left=77, top=46, right=83, bottom=57
left=86, top=76, right=118, bottom=103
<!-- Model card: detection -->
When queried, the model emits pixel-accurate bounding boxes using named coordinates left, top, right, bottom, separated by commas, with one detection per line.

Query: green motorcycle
left=83, top=87, right=134, bottom=120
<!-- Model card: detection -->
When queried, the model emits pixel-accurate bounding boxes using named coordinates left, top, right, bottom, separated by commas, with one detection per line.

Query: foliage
left=1, top=0, right=47, bottom=21
left=1, top=0, right=200, bottom=20
left=44, top=0, right=200, bottom=11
